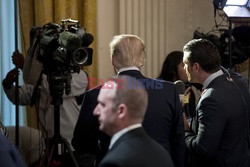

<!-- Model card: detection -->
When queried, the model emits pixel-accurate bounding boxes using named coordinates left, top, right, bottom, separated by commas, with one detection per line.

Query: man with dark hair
left=72, top=34, right=185, bottom=167
left=93, top=75, right=174, bottom=167
left=183, top=38, right=250, bottom=167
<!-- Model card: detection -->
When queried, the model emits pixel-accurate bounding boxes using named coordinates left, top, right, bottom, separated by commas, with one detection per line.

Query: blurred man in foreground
left=94, top=75, right=174, bottom=167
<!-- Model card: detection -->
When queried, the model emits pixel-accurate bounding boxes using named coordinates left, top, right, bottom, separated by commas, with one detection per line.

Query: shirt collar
left=109, top=123, right=142, bottom=149
left=203, top=69, right=223, bottom=89
left=117, top=66, right=140, bottom=74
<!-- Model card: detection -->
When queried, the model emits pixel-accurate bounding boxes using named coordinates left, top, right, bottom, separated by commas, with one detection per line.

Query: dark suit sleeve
left=72, top=90, right=100, bottom=154
left=0, top=133, right=27, bottom=167
left=185, top=96, right=226, bottom=157
left=170, top=88, right=186, bottom=167
left=72, top=88, right=110, bottom=165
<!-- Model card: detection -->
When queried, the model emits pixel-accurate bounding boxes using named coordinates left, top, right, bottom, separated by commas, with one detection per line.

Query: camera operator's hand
left=12, top=51, right=24, bottom=70
left=2, top=69, right=19, bottom=89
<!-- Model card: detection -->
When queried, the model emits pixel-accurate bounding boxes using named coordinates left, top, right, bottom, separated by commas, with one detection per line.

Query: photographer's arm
left=2, top=69, right=34, bottom=105
left=2, top=69, right=18, bottom=90
left=68, top=70, right=88, bottom=96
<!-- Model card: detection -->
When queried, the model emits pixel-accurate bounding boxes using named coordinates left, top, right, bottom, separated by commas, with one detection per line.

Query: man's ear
left=117, top=103, right=127, bottom=119
left=111, top=59, right=118, bottom=74
left=193, top=63, right=200, bottom=71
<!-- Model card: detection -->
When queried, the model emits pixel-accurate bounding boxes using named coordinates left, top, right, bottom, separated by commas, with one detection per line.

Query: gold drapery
left=18, top=0, right=97, bottom=128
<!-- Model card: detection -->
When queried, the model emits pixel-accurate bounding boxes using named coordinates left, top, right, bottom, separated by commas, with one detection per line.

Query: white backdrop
left=97, top=0, right=218, bottom=80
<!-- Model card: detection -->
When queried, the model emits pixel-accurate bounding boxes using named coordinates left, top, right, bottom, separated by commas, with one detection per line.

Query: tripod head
left=48, top=69, right=72, bottom=106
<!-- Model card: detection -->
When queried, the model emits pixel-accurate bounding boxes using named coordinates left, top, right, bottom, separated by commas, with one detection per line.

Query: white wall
left=97, top=0, right=119, bottom=80
left=97, top=0, right=216, bottom=80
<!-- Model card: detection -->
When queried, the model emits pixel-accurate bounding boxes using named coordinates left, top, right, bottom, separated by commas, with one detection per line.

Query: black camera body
left=30, top=19, right=93, bottom=104
left=34, top=19, right=93, bottom=75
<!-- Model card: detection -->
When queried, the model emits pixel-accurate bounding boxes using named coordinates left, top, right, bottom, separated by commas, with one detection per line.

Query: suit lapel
left=192, top=73, right=227, bottom=133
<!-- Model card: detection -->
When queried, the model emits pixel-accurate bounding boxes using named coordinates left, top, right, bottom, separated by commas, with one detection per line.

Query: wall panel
left=97, top=0, right=215, bottom=79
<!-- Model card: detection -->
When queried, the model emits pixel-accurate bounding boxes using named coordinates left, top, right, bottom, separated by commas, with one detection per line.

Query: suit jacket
left=185, top=71, right=250, bottom=167
left=98, top=127, right=174, bottom=167
left=72, top=70, right=185, bottom=167
left=0, top=133, right=27, bottom=167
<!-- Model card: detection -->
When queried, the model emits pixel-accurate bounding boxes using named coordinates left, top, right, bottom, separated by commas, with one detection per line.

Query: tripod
left=47, top=104, right=79, bottom=167
left=46, top=78, right=79, bottom=167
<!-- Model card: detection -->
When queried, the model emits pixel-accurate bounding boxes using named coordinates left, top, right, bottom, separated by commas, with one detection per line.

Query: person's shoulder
left=137, top=78, right=169, bottom=90
left=148, top=78, right=175, bottom=86
left=154, top=78, right=175, bottom=85
left=230, top=70, right=248, bottom=86
left=136, top=78, right=175, bottom=95
left=106, top=130, right=174, bottom=167
left=74, top=70, right=88, bottom=78
left=84, top=84, right=102, bottom=97
left=154, top=78, right=176, bottom=89
left=86, top=84, right=103, bottom=92
left=98, top=157, right=121, bottom=167
left=99, top=144, right=126, bottom=166
left=0, top=133, right=27, bottom=167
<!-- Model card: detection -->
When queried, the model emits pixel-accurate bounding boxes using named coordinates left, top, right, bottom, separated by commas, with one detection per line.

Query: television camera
left=26, top=19, right=93, bottom=166
left=29, top=19, right=93, bottom=105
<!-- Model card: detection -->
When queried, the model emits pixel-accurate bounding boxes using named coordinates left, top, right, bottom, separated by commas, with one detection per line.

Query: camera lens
left=73, top=48, right=88, bottom=65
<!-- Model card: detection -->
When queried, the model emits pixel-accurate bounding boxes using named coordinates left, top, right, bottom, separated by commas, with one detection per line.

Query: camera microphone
left=58, top=31, right=81, bottom=55
left=174, top=80, right=186, bottom=103
left=174, top=80, right=190, bottom=104
left=174, top=80, right=185, bottom=95
left=81, top=32, right=94, bottom=47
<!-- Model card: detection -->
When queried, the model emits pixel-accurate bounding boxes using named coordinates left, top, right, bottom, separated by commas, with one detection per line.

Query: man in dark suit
left=183, top=38, right=250, bottom=167
left=72, top=34, right=185, bottom=167
left=93, top=75, right=174, bottom=167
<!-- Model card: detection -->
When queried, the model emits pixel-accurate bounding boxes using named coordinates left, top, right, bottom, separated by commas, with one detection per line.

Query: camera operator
left=2, top=51, right=88, bottom=161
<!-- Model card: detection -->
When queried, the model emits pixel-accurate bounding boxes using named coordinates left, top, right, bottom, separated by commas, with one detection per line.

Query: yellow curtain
left=18, top=0, right=97, bottom=128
